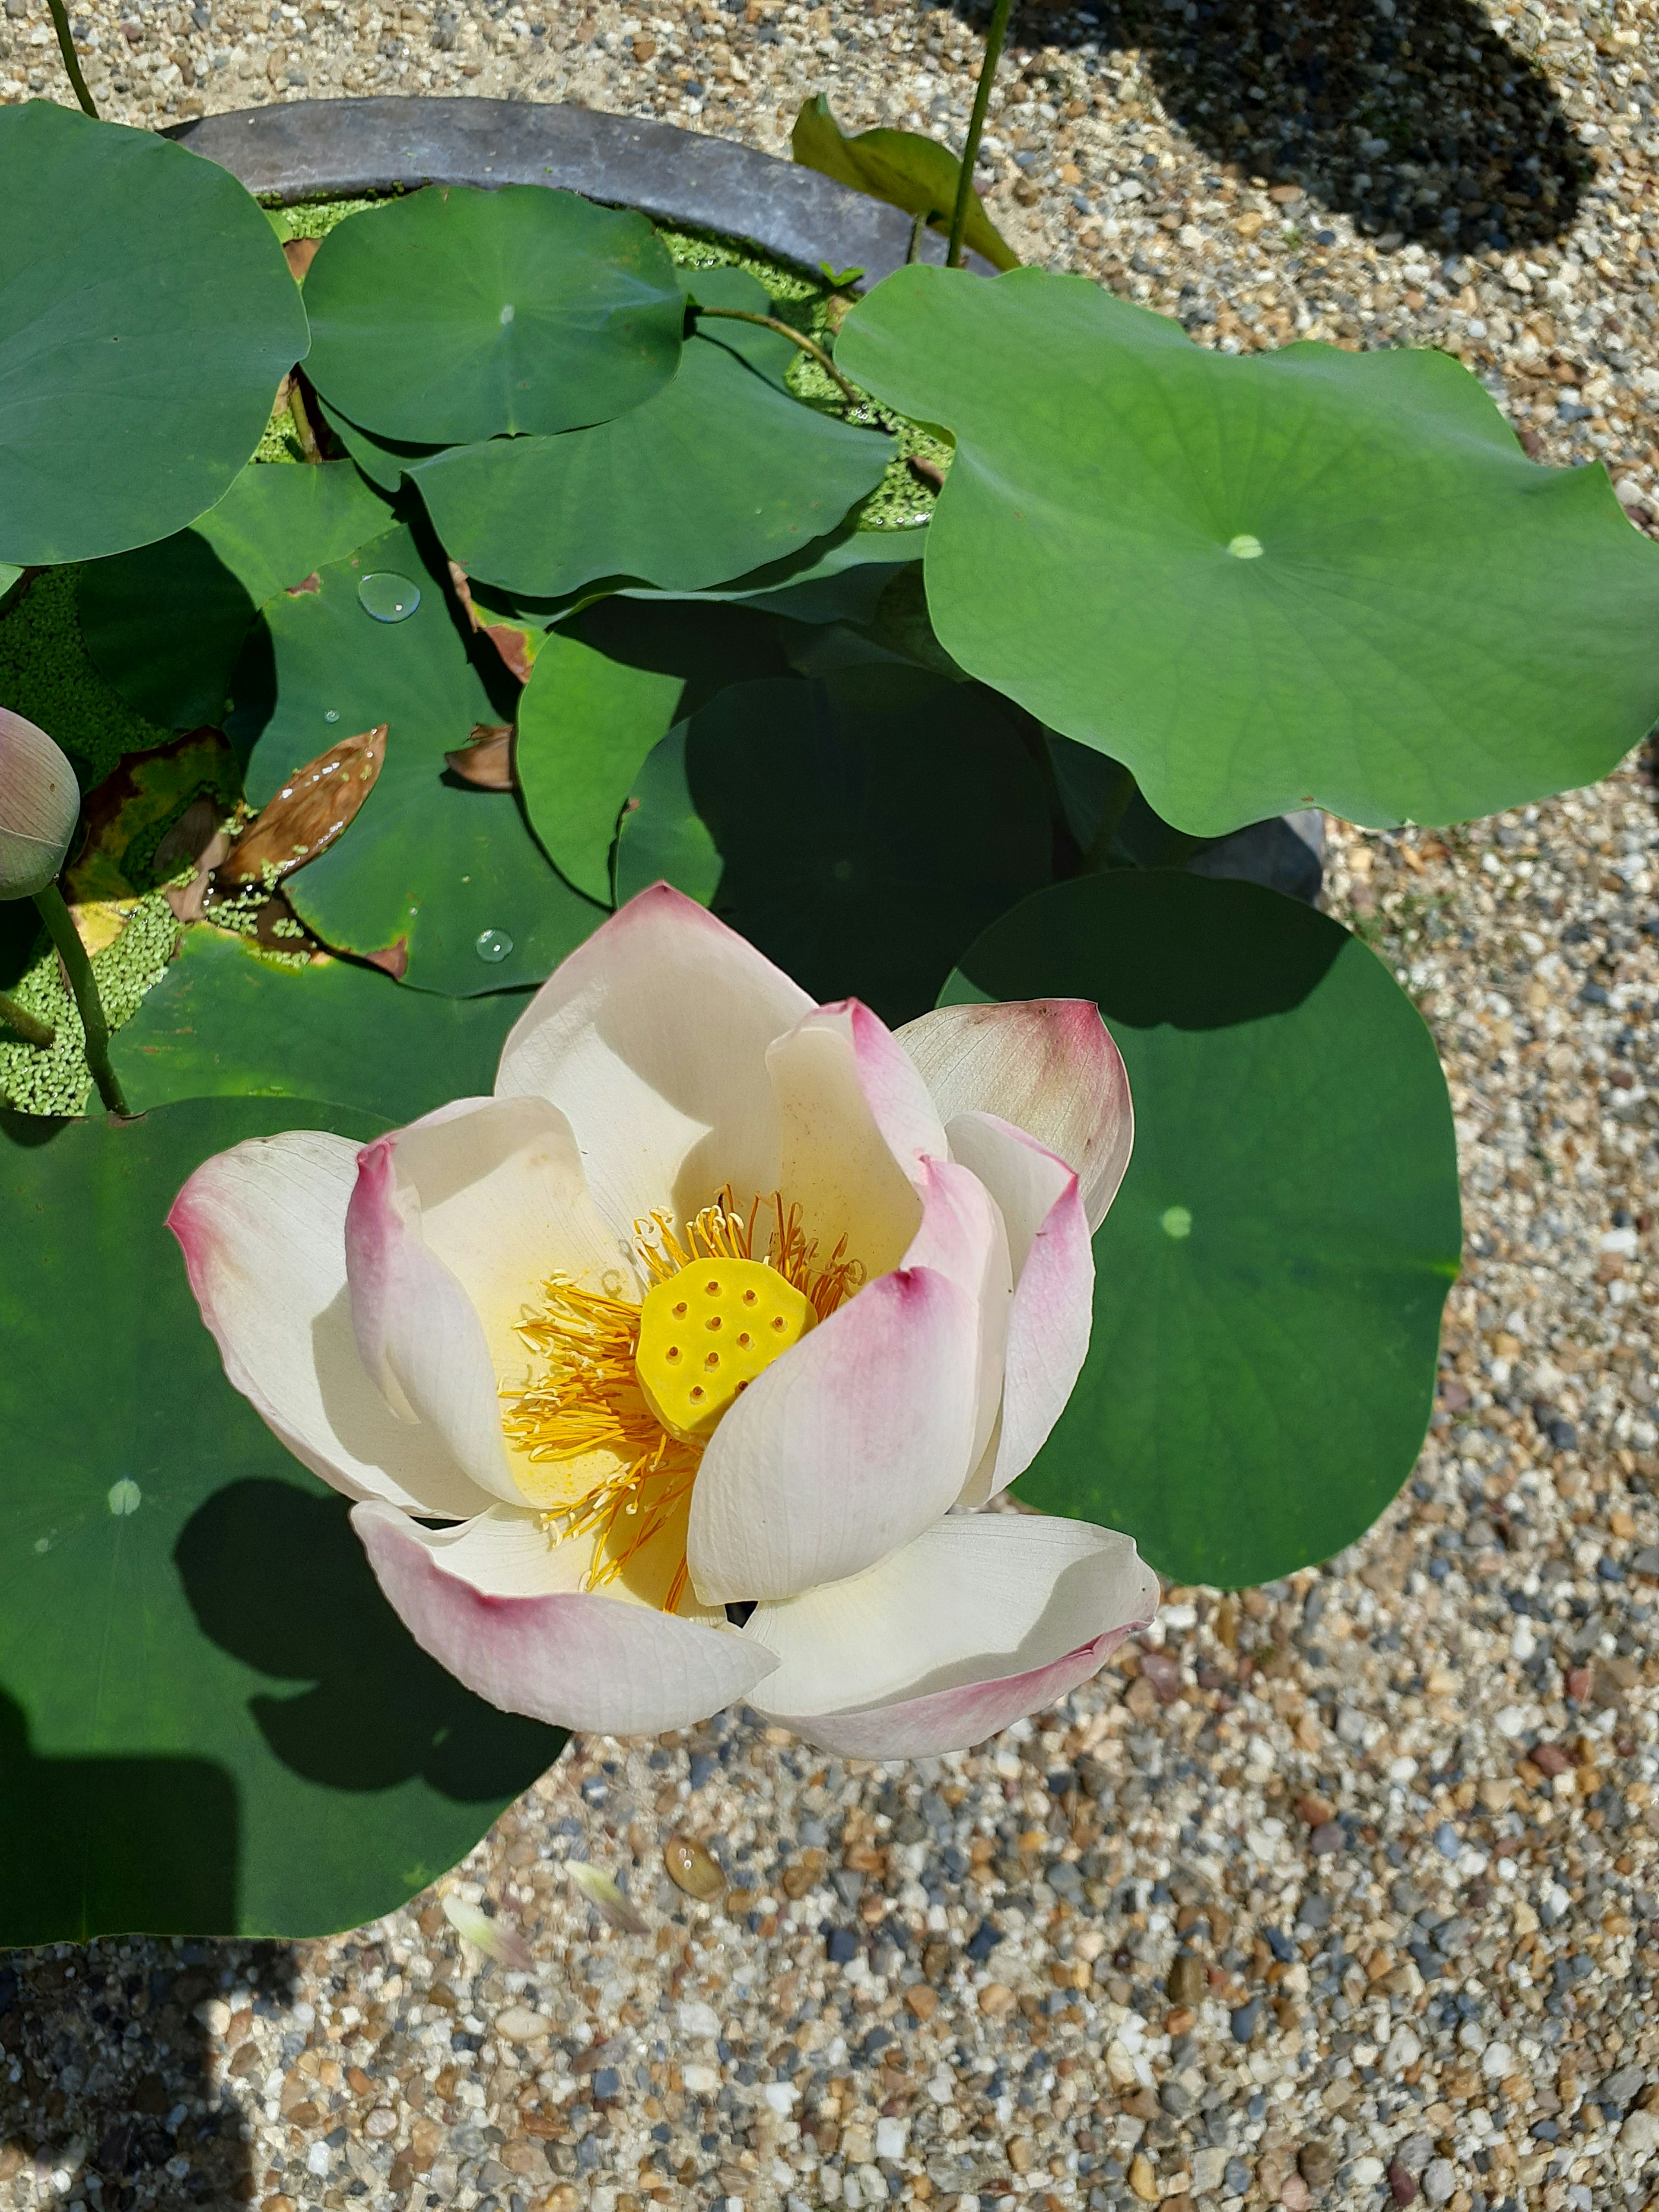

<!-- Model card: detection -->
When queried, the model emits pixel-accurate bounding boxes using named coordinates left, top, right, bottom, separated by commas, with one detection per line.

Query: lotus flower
left=170, top=886, right=1158, bottom=1755
left=0, top=708, right=79, bottom=899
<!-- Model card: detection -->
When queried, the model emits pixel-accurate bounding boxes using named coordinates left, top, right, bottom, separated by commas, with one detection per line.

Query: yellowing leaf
left=790, top=95, right=1019, bottom=273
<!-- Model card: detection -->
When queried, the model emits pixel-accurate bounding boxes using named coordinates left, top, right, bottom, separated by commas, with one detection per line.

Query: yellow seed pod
left=635, top=1258, right=816, bottom=1441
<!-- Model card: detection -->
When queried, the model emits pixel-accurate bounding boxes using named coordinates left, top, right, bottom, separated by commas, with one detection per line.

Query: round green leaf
left=303, top=185, right=685, bottom=445
left=941, top=870, right=1461, bottom=1587
left=79, top=461, right=390, bottom=730
left=111, top=928, right=533, bottom=1118
left=231, top=521, right=603, bottom=995
left=0, top=1097, right=563, bottom=1943
left=413, top=330, right=895, bottom=599
left=838, top=265, right=1659, bottom=836
left=616, top=666, right=1052, bottom=1023
left=0, top=102, right=309, bottom=565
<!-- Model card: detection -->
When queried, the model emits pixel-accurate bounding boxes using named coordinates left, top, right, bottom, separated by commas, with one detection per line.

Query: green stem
left=947, top=0, right=1014, bottom=270
left=690, top=305, right=863, bottom=408
left=906, top=208, right=931, bottom=265
left=0, top=989, right=54, bottom=1049
left=287, top=375, right=324, bottom=463
left=32, top=882, right=128, bottom=1117
left=45, top=0, right=99, bottom=118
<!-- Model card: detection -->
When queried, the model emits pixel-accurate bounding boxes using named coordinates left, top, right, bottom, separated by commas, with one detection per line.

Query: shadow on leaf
left=0, top=1689, right=239, bottom=1943
left=175, top=1480, right=565, bottom=1799
left=954, top=870, right=1346, bottom=1030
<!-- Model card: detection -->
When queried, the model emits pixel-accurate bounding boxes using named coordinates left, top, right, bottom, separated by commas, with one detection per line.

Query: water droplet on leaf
left=107, top=1478, right=142, bottom=1516
left=1161, top=1205, right=1193, bottom=1239
left=475, top=927, right=513, bottom=963
left=324, top=709, right=340, bottom=723
left=358, top=571, right=422, bottom=623
left=1226, top=534, right=1265, bottom=560
left=499, top=302, right=515, bottom=325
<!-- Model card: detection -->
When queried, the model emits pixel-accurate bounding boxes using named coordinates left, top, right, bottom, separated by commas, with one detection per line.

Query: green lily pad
left=111, top=928, right=534, bottom=1118
left=231, top=522, right=603, bottom=995
left=791, top=94, right=1019, bottom=271
left=615, top=666, right=1052, bottom=1023
left=0, top=102, right=308, bottom=566
left=79, top=461, right=391, bottom=730
left=303, top=185, right=685, bottom=445
left=838, top=265, right=1659, bottom=835
left=413, top=328, right=894, bottom=599
left=941, top=870, right=1461, bottom=1588
left=0, top=1096, right=564, bottom=1943
left=314, top=391, right=448, bottom=493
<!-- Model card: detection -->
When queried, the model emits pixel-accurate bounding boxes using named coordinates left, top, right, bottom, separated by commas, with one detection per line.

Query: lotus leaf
left=413, top=329, right=894, bottom=599
left=838, top=265, right=1659, bottom=834
left=0, top=102, right=308, bottom=565
left=615, top=665, right=1051, bottom=1021
left=303, top=185, right=685, bottom=444
left=111, top=928, right=532, bottom=1119
left=941, top=869, right=1461, bottom=1587
left=79, top=461, right=390, bottom=730
left=230, top=523, right=602, bottom=994
left=0, top=1097, right=563, bottom=1943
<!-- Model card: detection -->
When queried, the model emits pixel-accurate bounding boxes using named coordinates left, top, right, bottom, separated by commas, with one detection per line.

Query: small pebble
left=1421, top=2158, right=1457, bottom=2206
left=663, top=1833, right=726, bottom=1901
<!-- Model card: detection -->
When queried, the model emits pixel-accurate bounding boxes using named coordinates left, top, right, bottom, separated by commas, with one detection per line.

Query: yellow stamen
left=499, top=1189, right=867, bottom=1609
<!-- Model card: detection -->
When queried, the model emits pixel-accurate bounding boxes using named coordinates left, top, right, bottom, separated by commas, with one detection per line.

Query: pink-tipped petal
left=896, top=1000, right=1133, bottom=1231
left=167, top=1130, right=494, bottom=1519
left=747, top=1512, right=1159, bottom=1758
left=946, top=1112, right=1093, bottom=1500
left=766, top=999, right=947, bottom=1283
left=493, top=883, right=813, bottom=1236
left=904, top=1154, right=1012, bottom=1475
left=687, top=1263, right=982, bottom=1606
left=353, top=1501, right=777, bottom=1734
left=344, top=1131, right=523, bottom=1506
left=362, top=1093, right=636, bottom=1381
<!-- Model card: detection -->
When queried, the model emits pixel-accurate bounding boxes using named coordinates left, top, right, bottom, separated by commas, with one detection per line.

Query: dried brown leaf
left=361, top=935, right=409, bottom=981
left=445, top=724, right=516, bottom=791
left=216, top=724, right=386, bottom=888
left=445, top=558, right=537, bottom=683
left=283, top=237, right=321, bottom=282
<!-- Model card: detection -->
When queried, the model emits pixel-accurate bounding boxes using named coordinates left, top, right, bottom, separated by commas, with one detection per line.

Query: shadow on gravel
left=969, top=0, right=1589, bottom=250
left=0, top=1940, right=295, bottom=2207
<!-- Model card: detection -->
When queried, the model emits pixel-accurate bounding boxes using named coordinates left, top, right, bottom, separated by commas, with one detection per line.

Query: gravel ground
left=7, top=4, right=1659, bottom=2212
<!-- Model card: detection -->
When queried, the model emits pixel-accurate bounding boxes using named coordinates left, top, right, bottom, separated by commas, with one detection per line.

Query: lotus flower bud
left=0, top=709, right=79, bottom=900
